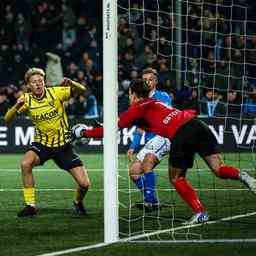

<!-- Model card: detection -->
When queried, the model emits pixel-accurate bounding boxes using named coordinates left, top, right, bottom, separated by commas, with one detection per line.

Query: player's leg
left=168, top=165, right=208, bottom=224
left=54, top=144, right=90, bottom=215
left=18, top=146, right=41, bottom=217
left=204, top=153, right=256, bottom=193
left=169, top=120, right=208, bottom=224
left=196, top=119, right=256, bottom=193
left=135, top=136, right=170, bottom=207
left=129, top=160, right=145, bottom=190
left=141, top=153, right=159, bottom=204
left=69, top=166, right=90, bottom=216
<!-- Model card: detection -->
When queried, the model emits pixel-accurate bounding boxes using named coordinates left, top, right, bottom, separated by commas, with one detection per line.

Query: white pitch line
left=0, top=168, right=255, bottom=173
left=36, top=211, right=256, bottom=256
left=127, top=238, right=256, bottom=244
left=0, top=188, right=248, bottom=192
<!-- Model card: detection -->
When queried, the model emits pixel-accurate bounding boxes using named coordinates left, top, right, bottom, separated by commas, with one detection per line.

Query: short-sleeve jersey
left=17, top=86, right=71, bottom=147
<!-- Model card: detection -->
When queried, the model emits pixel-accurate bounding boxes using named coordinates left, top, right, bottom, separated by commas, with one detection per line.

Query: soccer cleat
left=73, top=201, right=87, bottom=216
left=182, top=212, right=209, bottom=225
left=135, top=201, right=161, bottom=213
left=17, top=205, right=38, bottom=217
left=240, top=171, right=256, bottom=194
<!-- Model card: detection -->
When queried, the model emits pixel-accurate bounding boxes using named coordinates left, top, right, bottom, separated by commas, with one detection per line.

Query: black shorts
left=169, top=118, right=219, bottom=170
left=29, top=142, right=83, bottom=171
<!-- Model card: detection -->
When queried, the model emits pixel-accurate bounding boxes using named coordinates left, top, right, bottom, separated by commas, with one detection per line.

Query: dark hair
left=129, top=79, right=151, bottom=98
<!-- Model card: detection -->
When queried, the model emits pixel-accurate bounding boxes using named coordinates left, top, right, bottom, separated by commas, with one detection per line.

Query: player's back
left=119, top=98, right=196, bottom=140
left=143, top=89, right=172, bottom=141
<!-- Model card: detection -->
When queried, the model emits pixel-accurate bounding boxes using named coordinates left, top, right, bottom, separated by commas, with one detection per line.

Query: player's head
left=142, top=67, right=158, bottom=91
left=129, top=79, right=151, bottom=105
left=24, top=68, right=46, bottom=97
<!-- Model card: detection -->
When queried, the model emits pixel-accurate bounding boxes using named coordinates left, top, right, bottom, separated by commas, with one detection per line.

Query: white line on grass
left=0, top=188, right=248, bottom=192
left=0, top=168, right=255, bottom=173
left=127, top=238, right=256, bottom=244
left=36, top=211, right=256, bottom=256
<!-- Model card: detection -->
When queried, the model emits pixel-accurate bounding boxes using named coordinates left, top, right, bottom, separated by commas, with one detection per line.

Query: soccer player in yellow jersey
left=4, top=67, right=90, bottom=217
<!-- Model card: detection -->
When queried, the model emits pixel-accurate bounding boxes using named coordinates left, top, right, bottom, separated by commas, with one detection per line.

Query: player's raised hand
left=15, top=96, right=26, bottom=109
left=72, top=123, right=89, bottom=139
left=60, top=77, right=73, bottom=87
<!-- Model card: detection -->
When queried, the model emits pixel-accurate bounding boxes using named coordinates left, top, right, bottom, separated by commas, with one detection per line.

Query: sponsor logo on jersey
left=32, top=109, right=58, bottom=121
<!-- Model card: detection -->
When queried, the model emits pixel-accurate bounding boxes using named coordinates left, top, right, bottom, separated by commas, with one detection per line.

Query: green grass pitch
left=0, top=153, right=256, bottom=256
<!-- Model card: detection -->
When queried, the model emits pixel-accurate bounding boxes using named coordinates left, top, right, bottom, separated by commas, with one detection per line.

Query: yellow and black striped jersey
left=17, top=86, right=72, bottom=147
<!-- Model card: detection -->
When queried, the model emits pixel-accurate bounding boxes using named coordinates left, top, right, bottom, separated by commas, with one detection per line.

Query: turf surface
left=0, top=153, right=255, bottom=255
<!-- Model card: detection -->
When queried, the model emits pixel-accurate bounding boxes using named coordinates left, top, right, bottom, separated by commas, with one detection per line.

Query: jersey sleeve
left=118, top=104, right=143, bottom=128
left=53, top=86, right=71, bottom=102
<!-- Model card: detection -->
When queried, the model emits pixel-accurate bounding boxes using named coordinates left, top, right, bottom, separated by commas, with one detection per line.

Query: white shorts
left=136, top=135, right=171, bottom=162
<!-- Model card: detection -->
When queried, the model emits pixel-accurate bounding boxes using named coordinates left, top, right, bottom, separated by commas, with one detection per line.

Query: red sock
left=174, top=177, right=205, bottom=213
left=218, top=165, right=240, bottom=180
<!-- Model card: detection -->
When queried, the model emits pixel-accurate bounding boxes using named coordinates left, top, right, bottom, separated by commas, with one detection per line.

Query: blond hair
left=142, top=67, right=158, bottom=76
left=24, top=68, right=45, bottom=84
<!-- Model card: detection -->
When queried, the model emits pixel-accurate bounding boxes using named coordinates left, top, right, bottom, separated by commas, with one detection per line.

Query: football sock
left=144, top=171, right=158, bottom=204
left=134, top=176, right=145, bottom=190
left=74, top=187, right=88, bottom=203
left=174, top=177, right=205, bottom=213
left=23, top=187, right=35, bottom=206
left=217, top=165, right=240, bottom=180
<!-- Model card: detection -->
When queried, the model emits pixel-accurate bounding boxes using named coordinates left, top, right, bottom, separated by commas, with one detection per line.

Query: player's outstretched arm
left=4, top=96, right=26, bottom=124
left=72, top=124, right=103, bottom=139
left=61, top=77, right=87, bottom=96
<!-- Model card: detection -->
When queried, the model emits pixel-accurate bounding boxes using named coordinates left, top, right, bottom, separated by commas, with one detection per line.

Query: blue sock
left=144, top=171, right=158, bottom=204
left=134, top=176, right=145, bottom=190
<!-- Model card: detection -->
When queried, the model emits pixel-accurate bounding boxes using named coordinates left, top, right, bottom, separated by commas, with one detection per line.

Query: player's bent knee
left=129, top=161, right=143, bottom=177
left=170, top=177, right=178, bottom=185
left=79, top=180, right=90, bottom=190
left=142, top=158, right=157, bottom=171
left=20, top=160, right=33, bottom=171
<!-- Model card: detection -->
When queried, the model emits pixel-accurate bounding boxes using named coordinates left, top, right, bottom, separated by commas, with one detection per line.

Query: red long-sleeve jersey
left=83, top=98, right=197, bottom=139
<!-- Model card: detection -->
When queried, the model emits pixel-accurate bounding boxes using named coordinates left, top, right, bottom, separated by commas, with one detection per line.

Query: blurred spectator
left=226, top=89, right=243, bottom=116
left=0, top=0, right=256, bottom=119
left=0, top=89, right=9, bottom=116
left=45, top=52, right=63, bottom=86
left=200, top=89, right=227, bottom=117
left=14, top=12, right=31, bottom=50
left=84, top=89, right=99, bottom=119
left=244, top=88, right=256, bottom=116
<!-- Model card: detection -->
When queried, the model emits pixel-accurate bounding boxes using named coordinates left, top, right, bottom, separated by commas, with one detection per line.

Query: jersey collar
left=32, top=89, right=46, bottom=100
left=149, top=89, right=156, bottom=98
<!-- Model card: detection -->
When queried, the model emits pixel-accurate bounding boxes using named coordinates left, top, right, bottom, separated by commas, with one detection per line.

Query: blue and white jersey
left=129, top=89, right=172, bottom=151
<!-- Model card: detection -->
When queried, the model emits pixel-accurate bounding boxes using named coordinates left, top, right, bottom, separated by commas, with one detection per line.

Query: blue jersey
left=129, top=89, right=172, bottom=151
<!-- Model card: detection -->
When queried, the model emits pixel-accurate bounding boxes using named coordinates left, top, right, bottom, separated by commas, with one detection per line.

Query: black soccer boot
left=73, top=201, right=88, bottom=216
left=17, top=205, right=38, bottom=217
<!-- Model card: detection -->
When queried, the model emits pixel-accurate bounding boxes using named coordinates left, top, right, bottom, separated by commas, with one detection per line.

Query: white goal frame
left=103, top=0, right=119, bottom=243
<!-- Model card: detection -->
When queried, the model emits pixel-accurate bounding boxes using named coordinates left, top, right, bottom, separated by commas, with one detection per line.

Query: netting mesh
left=117, top=0, right=256, bottom=242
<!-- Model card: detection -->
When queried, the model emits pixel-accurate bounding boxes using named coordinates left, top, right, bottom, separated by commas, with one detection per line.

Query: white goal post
left=103, top=0, right=119, bottom=243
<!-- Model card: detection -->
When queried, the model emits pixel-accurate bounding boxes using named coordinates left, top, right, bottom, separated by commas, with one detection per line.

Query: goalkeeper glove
left=72, top=123, right=89, bottom=139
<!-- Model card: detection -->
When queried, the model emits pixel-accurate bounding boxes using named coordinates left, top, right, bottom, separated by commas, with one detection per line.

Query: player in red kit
left=72, top=79, right=256, bottom=224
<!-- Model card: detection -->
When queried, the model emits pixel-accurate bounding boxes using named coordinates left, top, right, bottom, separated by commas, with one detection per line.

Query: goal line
left=36, top=211, right=256, bottom=256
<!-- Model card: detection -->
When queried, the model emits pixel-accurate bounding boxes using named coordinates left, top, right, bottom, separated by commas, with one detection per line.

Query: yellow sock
left=74, top=187, right=88, bottom=203
left=23, top=187, right=35, bottom=206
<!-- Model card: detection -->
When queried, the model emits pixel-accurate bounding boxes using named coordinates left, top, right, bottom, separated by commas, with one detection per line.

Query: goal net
left=117, top=0, right=256, bottom=242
